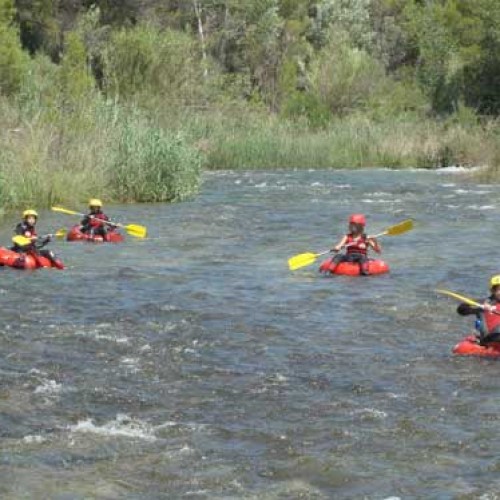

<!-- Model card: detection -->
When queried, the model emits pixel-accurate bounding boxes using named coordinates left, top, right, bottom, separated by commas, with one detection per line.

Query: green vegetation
left=1, top=0, right=500, bottom=211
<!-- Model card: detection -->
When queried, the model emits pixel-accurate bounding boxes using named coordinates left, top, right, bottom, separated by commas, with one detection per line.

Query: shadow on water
left=1, top=169, right=500, bottom=498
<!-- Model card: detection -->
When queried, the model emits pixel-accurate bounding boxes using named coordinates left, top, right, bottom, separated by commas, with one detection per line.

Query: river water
left=1, top=169, right=499, bottom=498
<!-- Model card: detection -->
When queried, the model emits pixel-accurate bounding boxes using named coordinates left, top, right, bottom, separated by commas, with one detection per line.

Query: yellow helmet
left=491, top=275, right=500, bottom=288
left=88, top=198, right=103, bottom=208
left=23, top=209, right=38, bottom=218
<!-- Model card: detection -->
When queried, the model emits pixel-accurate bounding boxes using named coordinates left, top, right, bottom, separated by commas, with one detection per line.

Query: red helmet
left=349, top=214, right=366, bottom=226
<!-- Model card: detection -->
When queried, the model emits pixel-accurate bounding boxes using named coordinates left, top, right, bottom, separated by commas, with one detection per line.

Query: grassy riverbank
left=1, top=91, right=499, bottom=214
left=0, top=95, right=203, bottom=212
left=195, top=110, right=500, bottom=171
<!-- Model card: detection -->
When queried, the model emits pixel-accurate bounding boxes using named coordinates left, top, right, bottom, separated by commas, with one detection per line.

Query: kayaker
left=11, top=209, right=58, bottom=265
left=80, top=199, right=110, bottom=238
left=329, top=214, right=381, bottom=276
left=457, top=275, right=500, bottom=345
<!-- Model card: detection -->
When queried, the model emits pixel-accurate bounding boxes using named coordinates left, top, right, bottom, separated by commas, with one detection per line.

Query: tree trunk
left=193, top=0, right=208, bottom=79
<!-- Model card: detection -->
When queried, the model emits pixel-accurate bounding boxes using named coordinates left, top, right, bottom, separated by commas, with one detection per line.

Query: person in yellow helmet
left=457, top=275, right=500, bottom=345
left=13, top=209, right=41, bottom=244
left=80, top=198, right=110, bottom=238
left=11, top=209, right=61, bottom=266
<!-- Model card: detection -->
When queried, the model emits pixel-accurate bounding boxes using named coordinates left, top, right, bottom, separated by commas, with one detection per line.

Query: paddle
left=51, top=206, right=147, bottom=238
left=12, top=235, right=33, bottom=247
left=288, top=219, right=414, bottom=271
left=12, top=229, right=67, bottom=248
left=435, top=289, right=500, bottom=316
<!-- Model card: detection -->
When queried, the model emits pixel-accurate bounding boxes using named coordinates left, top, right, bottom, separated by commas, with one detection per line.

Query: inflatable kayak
left=66, top=225, right=124, bottom=243
left=0, top=247, right=64, bottom=270
left=319, top=257, right=390, bottom=276
left=453, top=335, right=500, bottom=358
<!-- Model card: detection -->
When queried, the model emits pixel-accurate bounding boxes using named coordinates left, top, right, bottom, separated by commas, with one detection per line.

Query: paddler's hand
left=483, top=302, right=495, bottom=313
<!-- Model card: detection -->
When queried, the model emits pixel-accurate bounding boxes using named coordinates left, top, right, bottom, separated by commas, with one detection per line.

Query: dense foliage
left=0, top=0, right=499, bottom=208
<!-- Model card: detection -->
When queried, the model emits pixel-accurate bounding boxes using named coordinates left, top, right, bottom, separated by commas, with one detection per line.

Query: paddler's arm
left=367, top=236, right=381, bottom=254
left=457, top=302, right=482, bottom=315
left=332, top=235, right=348, bottom=253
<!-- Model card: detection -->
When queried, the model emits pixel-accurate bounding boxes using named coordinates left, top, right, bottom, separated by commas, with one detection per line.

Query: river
left=1, top=168, right=499, bottom=498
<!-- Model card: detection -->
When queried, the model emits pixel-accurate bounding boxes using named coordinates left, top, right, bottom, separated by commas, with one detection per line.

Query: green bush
left=104, top=24, right=202, bottom=102
left=109, top=115, right=203, bottom=203
left=0, top=0, right=29, bottom=96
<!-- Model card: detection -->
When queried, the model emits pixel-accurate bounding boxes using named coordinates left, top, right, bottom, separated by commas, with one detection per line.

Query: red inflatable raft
left=0, top=247, right=64, bottom=270
left=453, top=335, right=500, bottom=358
left=66, top=225, right=124, bottom=243
left=319, top=257, right=390, bottom=276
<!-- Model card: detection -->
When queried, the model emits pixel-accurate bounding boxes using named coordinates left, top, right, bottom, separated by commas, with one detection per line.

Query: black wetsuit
left=11, top=222, right=57, bottom=264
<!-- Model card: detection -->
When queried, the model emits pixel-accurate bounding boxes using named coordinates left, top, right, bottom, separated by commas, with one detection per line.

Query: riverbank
left=1, top=94, right=498, bottom=214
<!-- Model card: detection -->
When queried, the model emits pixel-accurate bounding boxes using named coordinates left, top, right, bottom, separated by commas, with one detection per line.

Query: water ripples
left=1, top=169, right=500, bottom=497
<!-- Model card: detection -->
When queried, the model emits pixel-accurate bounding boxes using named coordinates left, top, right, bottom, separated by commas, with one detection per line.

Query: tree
left=0, top=0, right=29, bottom=95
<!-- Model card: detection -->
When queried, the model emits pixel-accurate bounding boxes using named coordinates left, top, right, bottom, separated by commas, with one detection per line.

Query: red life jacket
left=346, top=233, right=368, bottom=256
left=482, top=299, right=500, bottom=334
left=89, top=212, right=109, bottom=228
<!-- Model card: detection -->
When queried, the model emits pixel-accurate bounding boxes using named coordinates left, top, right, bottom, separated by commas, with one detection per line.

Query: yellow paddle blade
left=55, top=228, right=67, bottom=238
left=12, top=235, right=32, bottom=247
left=124, top=224, right=147, bottom=238
left=51, top=206, right=80, bottom=216
left=288, top=252, right=321, bottom=271
left=435, top=289, right=481, bottom=307
left=385, top=219, right=414, bottom=236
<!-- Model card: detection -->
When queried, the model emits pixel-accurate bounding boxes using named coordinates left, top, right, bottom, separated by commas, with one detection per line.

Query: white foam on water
left=352, top=408, right=387, bottom=419
left=34, top=379, right=62, bottom=395
left=120, top=357, right=141, bottom=373
left=362, top=199, right=401, bottom=204
left=436, top=165, right=483, bottom=173
left=23, top=434, right=47, bottom=444
left=387, top=393, right=407, bottom=399
left=74, top=329, right=129, bottom=344
left=454, top=188, right=492, bottom=195
left=69, top=414, right=157, bottom=442
left=155, top=421, right=209, bottom=435
left=28, top=368, right=45, bottom=376
left=467, top=205, right=495, bottom=210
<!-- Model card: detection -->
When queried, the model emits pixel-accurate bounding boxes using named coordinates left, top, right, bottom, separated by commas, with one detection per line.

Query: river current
left=1, top=169, right=499, bottom=499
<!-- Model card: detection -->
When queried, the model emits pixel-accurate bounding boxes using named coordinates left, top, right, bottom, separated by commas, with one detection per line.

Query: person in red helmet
left=328, top=214, right=381, bottom=275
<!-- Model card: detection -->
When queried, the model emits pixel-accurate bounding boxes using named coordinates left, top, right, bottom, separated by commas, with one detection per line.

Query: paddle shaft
left=436, top=289, right=500, bottom=316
